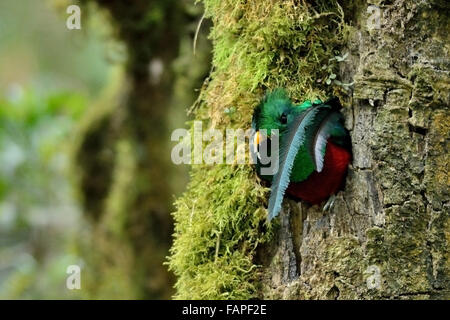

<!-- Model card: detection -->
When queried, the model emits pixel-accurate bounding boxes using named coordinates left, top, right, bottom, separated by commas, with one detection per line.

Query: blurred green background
left=0, top=0, right=210, bottom=299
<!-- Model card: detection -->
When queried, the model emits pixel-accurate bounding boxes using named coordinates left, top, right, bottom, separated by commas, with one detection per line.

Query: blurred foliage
left=71, top=0, right=212, bottom=299
left=0, top=88, right=87, bottom=299
left=0, top=0, right=213, bottom=299
left=0, top=0, right=114, bottom=298
left=0, top=0, right=212, bottom=299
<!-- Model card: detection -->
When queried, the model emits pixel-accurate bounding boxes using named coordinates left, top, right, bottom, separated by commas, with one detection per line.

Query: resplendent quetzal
left=251, top=89, right=351, bottom=220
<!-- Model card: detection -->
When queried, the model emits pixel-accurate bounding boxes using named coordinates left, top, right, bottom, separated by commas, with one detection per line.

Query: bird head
left=252, top=88, right=318, bottom=151
left=253, top=88, right=294, bottom=136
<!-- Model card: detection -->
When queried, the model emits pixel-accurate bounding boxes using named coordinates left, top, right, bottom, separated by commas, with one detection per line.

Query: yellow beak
left=254, top=131, right=260, bottom=145
left=253, top=131, right=267, bottom=159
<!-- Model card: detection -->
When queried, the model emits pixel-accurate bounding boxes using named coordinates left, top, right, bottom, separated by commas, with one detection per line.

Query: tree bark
left=169, top=0, right=449, bottom=300
left=259, top=0, right=450, bottom=300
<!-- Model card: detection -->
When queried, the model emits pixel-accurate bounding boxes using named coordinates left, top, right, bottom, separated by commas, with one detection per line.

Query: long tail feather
left=304, top=99, right=345, bottom=172
left=267, top=104, right=329, bottom=220
left=309, top=111, right=343, bottom=172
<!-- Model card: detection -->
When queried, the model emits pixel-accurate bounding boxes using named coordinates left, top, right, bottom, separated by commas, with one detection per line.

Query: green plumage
left=253, top=89, right=324, bottom=182
left=252, top=88, right=349, bottom=220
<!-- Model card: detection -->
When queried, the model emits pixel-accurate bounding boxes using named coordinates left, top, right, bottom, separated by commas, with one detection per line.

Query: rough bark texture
left=169, top=0, right=449, bottom=300
left=259, top=0, right=450, bottom=299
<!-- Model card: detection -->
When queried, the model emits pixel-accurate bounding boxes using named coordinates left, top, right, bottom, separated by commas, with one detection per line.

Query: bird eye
left=280, top=113, right=287, bottom=124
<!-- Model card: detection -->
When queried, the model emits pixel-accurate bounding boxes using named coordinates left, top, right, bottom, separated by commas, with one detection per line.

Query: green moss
left=103, top=138, right=137, bottom=238
left=169, top=0, right=347, bottom=299
left=168, top=165, right=272, bottom=299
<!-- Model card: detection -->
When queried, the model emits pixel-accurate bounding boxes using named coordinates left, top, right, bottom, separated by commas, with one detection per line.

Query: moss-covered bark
left=169, top=0, right=449, bottom=299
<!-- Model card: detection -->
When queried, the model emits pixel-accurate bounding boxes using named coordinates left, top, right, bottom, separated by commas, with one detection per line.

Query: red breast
left=286, top=141, right=351, bottom=204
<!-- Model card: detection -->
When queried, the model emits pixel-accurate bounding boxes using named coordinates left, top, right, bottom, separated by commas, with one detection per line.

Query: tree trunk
left=73, top=0, right=211, bottom=299
left=169, top=0, right=449, bottom=299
